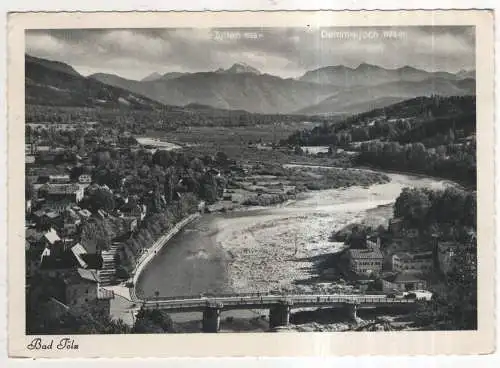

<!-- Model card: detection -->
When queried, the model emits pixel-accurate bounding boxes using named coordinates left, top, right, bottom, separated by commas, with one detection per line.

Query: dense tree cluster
left=26, top=301, right=131, bottom=335
left=132, top=308, right=176, bottom=333
left=356, top=139, right=476, bottom=186
left=26, top=104, right=338, bottom=130
left=26, top=122, right=140, bottom=151
left=80, top=220, right=112, bottom=253
left=394, top=187, right=476, bottom=230
left=84, top=148, right=225, bottom=209
left=392, top=186, right=477, bottom=329
left=283, top=96, right=475, bottom=148
left=414, top=244, right=477, bottom=330
left=26, top=300, right=178, bottom=334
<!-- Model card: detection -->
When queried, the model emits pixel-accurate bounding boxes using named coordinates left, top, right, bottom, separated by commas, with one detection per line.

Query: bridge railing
left=142, top=290, right=393, bottom=302
left=143, top=291, right=281, bottom=301
left=142, top=294, right=419, bottom=306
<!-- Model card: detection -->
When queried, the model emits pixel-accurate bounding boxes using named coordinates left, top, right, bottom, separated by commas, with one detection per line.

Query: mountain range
left=90, top=68, right=335, bottom=115
left=26, top=54, right=475, bottom=116
left=297, top=77, right=476, bottom=115
left=298, top=63, right=469, bottom=87
left=139, top=62, right=261, bottom=83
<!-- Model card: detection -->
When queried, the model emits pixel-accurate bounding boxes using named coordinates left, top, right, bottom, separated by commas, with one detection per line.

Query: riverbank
left=130, top=213, right=201, bottom=301
left=286, top=162, right=465, bottom=189
left=354, top=165, right=468, bottom=190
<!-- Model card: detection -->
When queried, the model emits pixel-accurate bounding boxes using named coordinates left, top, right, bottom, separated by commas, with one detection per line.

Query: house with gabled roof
left=78, top=209, right=92, bottom=220
left=71, top=243, right=89, bottom=269
left=39, top=248, right=79, bottom=277
left=71, top=243, right=103, bottom=270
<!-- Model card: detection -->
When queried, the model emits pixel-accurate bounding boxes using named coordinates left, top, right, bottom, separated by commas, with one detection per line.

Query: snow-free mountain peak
left=141, top=72, right=162, bottom=82
left=26, top=54, right=81, bottom=77
left=456, top=69, right=476, bottom=79
left=222, top=62, right=261, bottom=75
left=355, top=62, right=384, bottom=71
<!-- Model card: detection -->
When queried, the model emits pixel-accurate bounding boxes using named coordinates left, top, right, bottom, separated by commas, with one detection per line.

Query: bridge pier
left=202, top=303, right=223, bottom=333
left=348, top=304, right=358, bottom=320
left=269, top=300, right=292, bottom=328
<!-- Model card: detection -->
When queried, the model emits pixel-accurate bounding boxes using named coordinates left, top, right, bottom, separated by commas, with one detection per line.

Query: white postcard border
left=7, top=10, right=495, bottom=357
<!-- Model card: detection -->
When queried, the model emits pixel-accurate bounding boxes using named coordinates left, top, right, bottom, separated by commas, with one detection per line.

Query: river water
left=136, top=169, right=455, bottom=300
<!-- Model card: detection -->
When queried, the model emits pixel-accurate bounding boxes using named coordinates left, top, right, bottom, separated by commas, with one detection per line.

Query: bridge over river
left=137, top=292, right=420, bottom=332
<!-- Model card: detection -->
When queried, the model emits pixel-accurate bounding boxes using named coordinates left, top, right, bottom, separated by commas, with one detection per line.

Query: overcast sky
left=26, top=26, right=475, bottom=80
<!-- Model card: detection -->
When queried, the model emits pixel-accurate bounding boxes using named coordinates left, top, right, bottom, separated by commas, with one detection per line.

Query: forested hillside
left=282, top=96, right=476, bottom=186
left=26, top=55, right=165, bottom=110
left=284, top=96, right=475, bottom=146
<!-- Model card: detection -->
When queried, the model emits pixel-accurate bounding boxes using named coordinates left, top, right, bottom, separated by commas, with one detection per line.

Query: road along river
left=136, top=168, right=456, bottom=301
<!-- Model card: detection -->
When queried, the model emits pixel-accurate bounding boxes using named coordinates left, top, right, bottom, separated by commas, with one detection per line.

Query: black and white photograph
left=15, top=14, right=489, bottom=349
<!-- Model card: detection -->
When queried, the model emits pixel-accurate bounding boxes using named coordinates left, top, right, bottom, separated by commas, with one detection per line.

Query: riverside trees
left=356, top=139, right=476, bottom=186
left=394, top=187, right=476, bottom=230
left=133, top=308, right=176, bottom=333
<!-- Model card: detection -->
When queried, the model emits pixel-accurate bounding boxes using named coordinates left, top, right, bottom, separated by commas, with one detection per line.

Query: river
left=135, top=169, right=456, bottom=300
